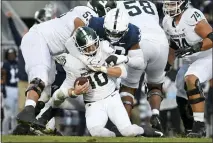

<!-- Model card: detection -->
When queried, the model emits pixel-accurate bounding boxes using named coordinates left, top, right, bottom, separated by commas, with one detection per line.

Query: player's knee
left=119, top=124, right=144, bottom=137
left=25, top=78, right=45, bottom=98
left=89, top=126, right=116, bottom=137
left=146, top=83, right=164, bottom=100
left=185, top=79, right=205, bottom=105
left=185, top=75, right=198, bottom=87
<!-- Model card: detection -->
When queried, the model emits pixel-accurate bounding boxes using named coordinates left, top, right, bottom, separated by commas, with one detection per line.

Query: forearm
left=168, top=48, right=176, bottom=65
left=106, top=66, right=125, bottom=78
left=100, top=64, right=127, bottom=78
left=201, top=37, right=213, bottom=51
left=8, top=17, right=22, bottom=46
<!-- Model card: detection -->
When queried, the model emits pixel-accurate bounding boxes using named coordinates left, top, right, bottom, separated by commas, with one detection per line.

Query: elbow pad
left=207, top=32, right=213, bottom=43
left=127, top=49, right=144, bottom=69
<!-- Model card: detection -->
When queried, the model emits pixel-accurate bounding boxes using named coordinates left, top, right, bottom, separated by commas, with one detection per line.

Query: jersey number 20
left=124, top=0, right=155, bottom=16
left=87, top=72, right=108, bottom=89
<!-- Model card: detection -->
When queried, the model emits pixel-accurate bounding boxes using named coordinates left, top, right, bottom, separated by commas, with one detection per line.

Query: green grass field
left=2, top=136, right=212, bottom=142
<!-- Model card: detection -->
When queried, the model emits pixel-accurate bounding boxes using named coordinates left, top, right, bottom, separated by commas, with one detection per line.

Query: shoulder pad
left=184, top=8, right=206, bottom=26
left=128, top=24, right=141, bottom=43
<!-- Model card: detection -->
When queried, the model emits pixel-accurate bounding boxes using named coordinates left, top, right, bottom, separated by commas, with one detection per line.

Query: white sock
left=25, top=99, right=36, bottom=108
left=152, top=109, right=159, bottom=115
left=193, top=112, right=204, bottom=122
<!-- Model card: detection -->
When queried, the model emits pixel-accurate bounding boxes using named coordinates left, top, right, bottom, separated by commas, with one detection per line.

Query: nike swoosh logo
left=155, top=131, right=164, bottom=137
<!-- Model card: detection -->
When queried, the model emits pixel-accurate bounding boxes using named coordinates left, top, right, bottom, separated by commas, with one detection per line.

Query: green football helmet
left=73, top=26, right=99, bottom=56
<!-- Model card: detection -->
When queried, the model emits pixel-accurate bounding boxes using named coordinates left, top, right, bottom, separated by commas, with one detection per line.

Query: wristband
left=71, top=90, right=78, bottom=98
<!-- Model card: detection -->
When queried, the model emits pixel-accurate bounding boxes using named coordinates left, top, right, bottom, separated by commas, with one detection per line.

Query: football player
left=50, top=26, right=144, bottom=137
left=16, top=6, right=98, bottom=129
left=69, top=8, right=145, bottom=121
left=162, top=0, right=212, bottom=137
left=115, top=1, right=169, bottom=132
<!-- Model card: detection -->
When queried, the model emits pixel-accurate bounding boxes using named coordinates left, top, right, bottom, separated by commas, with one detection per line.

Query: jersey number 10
left=124, top=0, right=155, bottom=16
left=87, top=72, right=108, bottom=89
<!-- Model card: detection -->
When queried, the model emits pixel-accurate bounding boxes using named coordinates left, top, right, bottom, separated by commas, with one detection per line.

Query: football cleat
left=187, top=121, right=206, bottom=138
left=140, top=124, right=164, bottom=137
left=16, top=105, right=45, bottom=130
left=150, top=114, right=163, bottom=132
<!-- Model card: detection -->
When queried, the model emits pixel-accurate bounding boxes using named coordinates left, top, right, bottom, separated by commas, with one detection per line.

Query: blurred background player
left=1, top=48, right=19, bottom=134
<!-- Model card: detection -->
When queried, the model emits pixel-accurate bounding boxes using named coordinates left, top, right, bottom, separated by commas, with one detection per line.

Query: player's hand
left=5, top=11, right=12, bottom=17
left=79, top=55, right=100, bottom=65
left=73, top=80, right=90, bottom=95
left=105, top=54, right=128, bottom=66
left=175, top=42, right=202, bottom=58
left=87, top=65, right=107, bottom=73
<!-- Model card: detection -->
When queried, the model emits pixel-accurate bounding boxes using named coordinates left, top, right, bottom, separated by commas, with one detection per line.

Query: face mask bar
left=74, top=36, right=100, bottom=56
left=163, top=0, right=185, bottom=17
left=104, top=28, right=129, bottom=43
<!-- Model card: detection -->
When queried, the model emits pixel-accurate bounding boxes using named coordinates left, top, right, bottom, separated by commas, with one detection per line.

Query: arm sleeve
left=8, top=17, right=22, bottom=47
left=185, top=8, right=207, bottom=26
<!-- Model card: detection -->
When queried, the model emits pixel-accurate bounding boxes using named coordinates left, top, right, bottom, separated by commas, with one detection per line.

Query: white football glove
left=87, top=65, right=107, bottom=73
left=105, top=54, right=128, bottom=66
left=78, top=55, right=100, bottom=65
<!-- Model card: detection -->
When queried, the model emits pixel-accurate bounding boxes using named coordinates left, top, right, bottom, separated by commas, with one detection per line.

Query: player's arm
left=72, top=8, right=98, bottom=36
left=194, top=19, right=213, bottom=51
left=165, top=40, right=179, bottom=72
left=177, top=10, right=213, bottom=56
left=72, top=18, right=86, bottom=35
left=1, top=68, right=7, bottom=84
left=88, top=64, right=127, bottom=78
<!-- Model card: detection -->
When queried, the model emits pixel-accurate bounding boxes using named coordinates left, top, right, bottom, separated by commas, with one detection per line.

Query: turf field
left=2, top=136, right=212, bottom=142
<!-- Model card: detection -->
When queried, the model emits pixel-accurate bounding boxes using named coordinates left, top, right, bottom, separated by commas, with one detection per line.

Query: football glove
left=105, top=54, right=128, bottom=66
left=175, top=42, right=202, bottom=58
left=87, top=65, right=107, bottom=73
left=78, top=55, right=100, bottom=66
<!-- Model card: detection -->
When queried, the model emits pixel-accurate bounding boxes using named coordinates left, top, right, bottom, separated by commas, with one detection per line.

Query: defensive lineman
left=162, top=0, right=213, bottom=137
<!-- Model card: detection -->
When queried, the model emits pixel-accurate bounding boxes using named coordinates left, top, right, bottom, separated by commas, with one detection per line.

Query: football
left=74, top=77, right=88, bottom=86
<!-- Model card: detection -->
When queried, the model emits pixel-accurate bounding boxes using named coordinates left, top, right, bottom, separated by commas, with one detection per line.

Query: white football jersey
left=55, top=40, right=117, bottom=102
left=29, top=6, right=98, bottom=56
left=117, top=1, right=164, bottom=37
left=163, top=7, right=212, bottom=61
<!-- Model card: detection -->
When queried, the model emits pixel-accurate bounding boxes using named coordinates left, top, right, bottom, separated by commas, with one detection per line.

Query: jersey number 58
left=123, top=0, right=155, bottom=16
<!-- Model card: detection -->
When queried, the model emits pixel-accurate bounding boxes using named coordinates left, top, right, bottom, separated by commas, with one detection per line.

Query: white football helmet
left=163, top=0, right=189, bottom=17
left=104, top=8, right=129, bottom=43
left=87, top=0, right=117, bottom=17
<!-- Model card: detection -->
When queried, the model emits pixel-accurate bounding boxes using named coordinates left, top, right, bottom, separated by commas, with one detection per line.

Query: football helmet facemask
left=34, top=4, right=55, bottom=23
left=104, top=8, right=129, bottom=43
left=163, top=0, right=189, bottom=17
left=87, top=0, right=117, bottom=17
